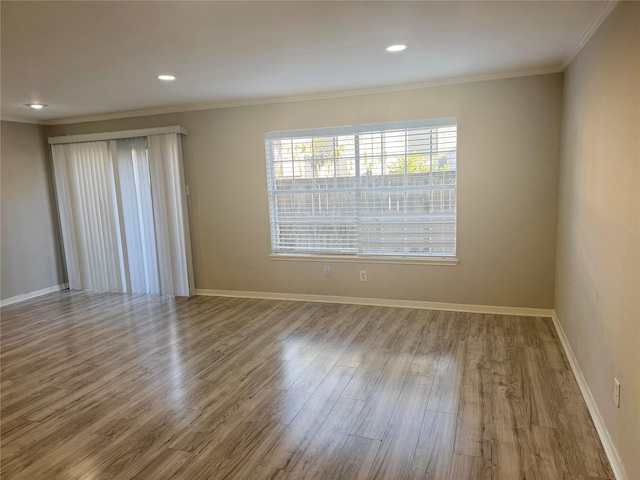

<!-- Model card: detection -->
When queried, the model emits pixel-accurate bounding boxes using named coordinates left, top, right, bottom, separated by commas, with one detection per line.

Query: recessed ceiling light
left=26, top=103, right=47, bottom=109
left=386, top=44, right=407, bottom=53
left=158, top=75, right=176, bottom=81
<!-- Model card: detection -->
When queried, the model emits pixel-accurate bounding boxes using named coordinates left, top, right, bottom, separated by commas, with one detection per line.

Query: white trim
left=1, top=283, right=69, bottom=307
left=551, top=312, right=628, bottom=480
left=269, top=254, right=459, bottom=266
left=195, top=289, right=552, bottom=318
left=40, top=67, right=562, bottom=126
left=0, top=115, right=43, bottom=124
left=47, top=126, right=188, bottom=145
left=563, top=0, right=620, bottom=69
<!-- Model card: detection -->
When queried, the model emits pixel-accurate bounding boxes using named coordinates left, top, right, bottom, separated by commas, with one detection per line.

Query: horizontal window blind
left=265, top=117, right=457, bottom=257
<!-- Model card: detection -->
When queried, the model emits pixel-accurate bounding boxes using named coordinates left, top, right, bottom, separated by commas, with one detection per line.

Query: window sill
left=269, top=254, right=459, bottom=266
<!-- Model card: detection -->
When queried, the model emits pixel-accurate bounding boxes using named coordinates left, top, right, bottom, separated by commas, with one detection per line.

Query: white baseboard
left=551, top=312, right=628, bottom=480
left=0, top=283, right=69, bottom=307
left=195, top=288, right=553, bottom=318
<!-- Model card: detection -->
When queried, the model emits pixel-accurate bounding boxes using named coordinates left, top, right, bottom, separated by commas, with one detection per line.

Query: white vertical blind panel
left=148, top=135, right=173, bottom=295
left=116, top=138, right=159, bottom=294
left=76, top=141, right=123, bottom=291
left=147, top=134, right=191, bottom=296
left=52, top=141, right=125, bottom=292
left=134, top=144, right=161, bottom=294
left=110, top=140, right=131, bottom=292
left=51, top=144, right=82, bottom=290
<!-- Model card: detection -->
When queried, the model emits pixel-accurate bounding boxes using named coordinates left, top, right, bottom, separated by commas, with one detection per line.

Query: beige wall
left=556, top=3, right=639, bottom=478
left=47, top=73, right=562, bottom=308
left=1, top=121, right=66, bottom=300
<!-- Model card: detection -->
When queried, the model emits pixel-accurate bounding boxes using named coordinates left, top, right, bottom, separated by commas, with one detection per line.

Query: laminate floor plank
left=379, top=308, right=426, bottom=354
left=1, top=385, right=71, bottom=424
left=340, top=350, right=390, bottom=401
left=0, top=413, right=111, bottom=479
left=454, top=313, right=492, bottom=459
left=557, top=394, right=615, bottom=479
left=173, top=420, right=286, bottom=480
left=408, top=309, right=443, bottom=378
left=410, top=410, right=456, bottom=480
left=520, top=345, right=563, bottom=429
left=0, top=291, right=615, bottom=479
left=66, top=407, right=200, bottom=479
left=261, top=365, right=355, bottom=471
left=426, top=336, right=466, bottom=413
left=0, top=417, right=41, bottom=453
left=6, top=430, right=112, bottom=480
left=350, top=353, right=415, bottom=440
left=324, top=304, right=376, bottom=347
left=328, top=435, right=381, bottom=480
left=515, top=424, right=566, bottom=480
left=335, top=307, right=406, bottom=368
left=286, top=397, right=365, bottom=479
left=251, top=465, right=290, bottom=480
left=448, top=453, right=492, bottom=480
left=423, top=311, right=469, bottom=414
left=491, top=384, right=524, bottom=479
left=367, top=374, right=433, bottom=480
left=263, top=342, right=348, bottom=425
left=263, top=339, right=328, bottom=391
left=128, top=449, right=193, bottom=480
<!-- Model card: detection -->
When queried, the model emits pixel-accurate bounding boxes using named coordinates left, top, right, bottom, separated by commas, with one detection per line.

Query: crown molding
left=0, top=115, right=45, bottom=125
left=563, top=0, right=620, bottom=69
left=40, top=66, right=563, bottom=126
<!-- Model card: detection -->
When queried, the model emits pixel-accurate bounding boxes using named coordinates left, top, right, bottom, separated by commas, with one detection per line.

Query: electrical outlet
left=359, top=270, right=367, bottom=282
left=613, top=378, right=620, bottom=408
left=323, top=265, right=331, bottom=277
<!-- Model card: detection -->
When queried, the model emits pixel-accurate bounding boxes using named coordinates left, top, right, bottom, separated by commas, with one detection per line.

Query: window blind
left=265, top=117, right=457, bottom=258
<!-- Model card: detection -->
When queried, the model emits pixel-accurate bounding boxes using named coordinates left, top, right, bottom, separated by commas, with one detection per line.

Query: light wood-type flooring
left=1, top=291, right=614, bottom=480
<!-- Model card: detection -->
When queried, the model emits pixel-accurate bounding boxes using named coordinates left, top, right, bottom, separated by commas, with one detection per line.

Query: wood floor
left=1, top=291, right=613, bottom=480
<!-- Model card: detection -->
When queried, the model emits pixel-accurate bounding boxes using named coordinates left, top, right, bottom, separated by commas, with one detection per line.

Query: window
left=264, top=117, right=457, bottom=259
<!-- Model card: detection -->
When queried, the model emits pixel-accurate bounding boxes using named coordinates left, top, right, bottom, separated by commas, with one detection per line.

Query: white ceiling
left=1, top=1, right=616, bottom=124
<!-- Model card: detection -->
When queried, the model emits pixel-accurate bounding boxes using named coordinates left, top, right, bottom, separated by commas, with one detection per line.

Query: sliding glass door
left=51, top=131, right=193, bottom=296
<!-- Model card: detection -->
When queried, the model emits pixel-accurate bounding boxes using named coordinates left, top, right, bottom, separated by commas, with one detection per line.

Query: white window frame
left=265, top=118, right=457, bottom=264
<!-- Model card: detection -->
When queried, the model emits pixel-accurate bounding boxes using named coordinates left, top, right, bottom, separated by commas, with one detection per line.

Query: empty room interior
left=1, top=1, right=638, bottom=480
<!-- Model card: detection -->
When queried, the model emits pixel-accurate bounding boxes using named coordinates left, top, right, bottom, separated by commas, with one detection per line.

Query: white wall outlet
left=613, top=378, right=620, bottom=408
left=359, top=270, right=367, bottom=282
left=323, top=265, right=331, bottom=277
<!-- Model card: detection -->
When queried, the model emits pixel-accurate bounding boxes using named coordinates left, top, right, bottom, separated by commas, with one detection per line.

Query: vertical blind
left=265, top=117, right=457, bottom=257
left=51, top=131, right=193, bottom=296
